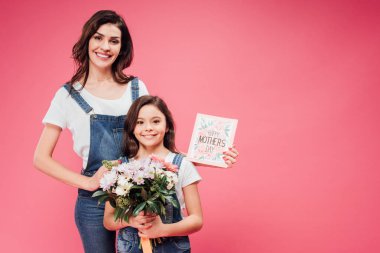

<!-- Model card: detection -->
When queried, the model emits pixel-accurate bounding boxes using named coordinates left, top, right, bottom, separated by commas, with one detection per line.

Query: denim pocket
left=75, top=195, right=105, bottom=227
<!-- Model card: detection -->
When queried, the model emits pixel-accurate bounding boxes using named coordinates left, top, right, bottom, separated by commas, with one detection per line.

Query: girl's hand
left=138, top=215, right=165, bottom=239
left=86, top=166, right=108, bottom=191
left=129, top=212, right=157, bottom=230
left=223, top=145, right=239, bottom=168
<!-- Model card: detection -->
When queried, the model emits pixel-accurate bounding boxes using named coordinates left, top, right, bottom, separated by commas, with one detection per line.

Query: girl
left=34, top=9, right=238, bottom=253
left=103, top=95, right=203, bottom=253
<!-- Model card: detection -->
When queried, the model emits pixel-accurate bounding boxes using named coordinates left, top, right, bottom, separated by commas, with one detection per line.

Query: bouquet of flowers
left=92, top=155, right=179, bottom=252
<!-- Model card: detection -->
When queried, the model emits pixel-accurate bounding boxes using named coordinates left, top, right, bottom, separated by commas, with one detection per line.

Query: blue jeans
left=75, top=195, right=116, bottom=253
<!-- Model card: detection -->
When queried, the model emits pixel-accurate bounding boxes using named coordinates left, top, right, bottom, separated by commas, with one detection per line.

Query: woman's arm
left=138, top=182, right=203, bottom=238
left=33, top=123, right=107, bottom=191
left=104, top=202, right=156, bottom=231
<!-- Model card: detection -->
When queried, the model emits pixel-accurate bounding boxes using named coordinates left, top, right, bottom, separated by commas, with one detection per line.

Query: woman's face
left=88, top=23, right=121, bottom=71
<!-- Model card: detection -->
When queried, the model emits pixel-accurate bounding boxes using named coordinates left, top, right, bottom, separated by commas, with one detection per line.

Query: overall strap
left=63, top=84, right=93, bottom=114
left=172, top=154, right=184, bottom=169
left=131, top=77, right=140, bottom=102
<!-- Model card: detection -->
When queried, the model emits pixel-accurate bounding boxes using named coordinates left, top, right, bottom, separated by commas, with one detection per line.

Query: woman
left=33, top=10, right=238, bottom=253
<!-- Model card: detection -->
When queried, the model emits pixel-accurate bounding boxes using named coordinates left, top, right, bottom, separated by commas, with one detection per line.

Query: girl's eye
left=94, top=36, right=102, bottom=41
left=153, top=120, right=161, bottom=124
left=110, top=40, right=120, bottom=44
left=136, top=121, right=144, bottom=125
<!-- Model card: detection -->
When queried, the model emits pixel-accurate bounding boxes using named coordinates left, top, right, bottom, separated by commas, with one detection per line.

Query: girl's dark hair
left=123, top=96, right=178, bottom=158
left=68, top=10, right=134, bottom=88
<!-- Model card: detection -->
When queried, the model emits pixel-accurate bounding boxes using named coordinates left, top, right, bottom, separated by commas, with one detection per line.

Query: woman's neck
left=135, top=145, right=170, bottom=160
left=87, top=65, right=114, bottom=84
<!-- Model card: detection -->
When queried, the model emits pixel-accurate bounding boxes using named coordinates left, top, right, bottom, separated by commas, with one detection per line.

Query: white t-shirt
left=43, top=79, right=149, bottom=168
left=165, top=152, right=202, bottom=210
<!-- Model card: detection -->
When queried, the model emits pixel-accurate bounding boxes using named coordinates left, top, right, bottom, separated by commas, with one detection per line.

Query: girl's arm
left=222, top=145, right=239, bottom=167
left=138, top=182, right=203, bottom=238
left=103, top=202, right=157, bottom=231
left=33, top=123, right=107, bottom=191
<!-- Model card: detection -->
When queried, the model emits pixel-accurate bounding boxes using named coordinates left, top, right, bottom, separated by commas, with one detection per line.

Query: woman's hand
left=223, top=145, right=239, bottom=168
left=86, top=159, right=121, bottom=191
left=86, top=166, right=108, bottom=191
left=138, top=215, right=166, bottom=239
left=129, top=212, right=157, bottom=230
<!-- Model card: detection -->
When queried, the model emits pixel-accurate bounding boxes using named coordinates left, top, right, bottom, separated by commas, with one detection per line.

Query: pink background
left=1, top=0, right=380, bottom=252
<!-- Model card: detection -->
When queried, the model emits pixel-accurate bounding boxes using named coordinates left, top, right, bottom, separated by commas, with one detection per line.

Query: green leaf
left=133, top=202, right=146, bottom=216
left=97, top=195, right=109, bottom=204
left=160, top=203, right=166, bottom=215
left=102, top=160, right=117, bottom=169
left=150, top=193, right=160, bottom=201
left=165, top=196, right=173, bottom=203
left=146, top=200, right=160, bottom=215
left=131, top=185, right=142, bottom=190
left=160, top=189, right=170, bottom=195
left=166, top=189, right=176, bottom=195
left=171, top=199, right=179, bottom=208
left=123, top=213, right=130, bottom=223
left=114, top=207, right=123, bottom=221
left=92, top=190, right=108, bottom=198
left=149, top=202, right=159, bottom=214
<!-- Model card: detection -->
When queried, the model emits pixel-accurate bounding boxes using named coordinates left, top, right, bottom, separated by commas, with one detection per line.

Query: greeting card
left=187, top=113, right=238, bottom=168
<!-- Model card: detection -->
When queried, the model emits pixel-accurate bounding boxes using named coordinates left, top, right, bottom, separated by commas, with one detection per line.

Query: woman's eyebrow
left=95, top=32, right=120, bottom=39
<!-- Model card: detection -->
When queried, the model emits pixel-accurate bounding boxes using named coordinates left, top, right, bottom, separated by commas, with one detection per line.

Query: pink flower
left=150, top=154, right=165, bottom=163
left=164, top=162, right=178, bottom=173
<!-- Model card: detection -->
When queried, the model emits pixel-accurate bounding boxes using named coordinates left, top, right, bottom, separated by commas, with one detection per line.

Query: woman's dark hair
left=68, top=10, right=134, bottom=88
left=123, top=96, right=178, bottom=158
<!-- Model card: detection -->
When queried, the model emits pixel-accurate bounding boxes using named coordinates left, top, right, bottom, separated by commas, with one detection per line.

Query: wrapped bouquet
left=92, top=155, right=179, bottom=252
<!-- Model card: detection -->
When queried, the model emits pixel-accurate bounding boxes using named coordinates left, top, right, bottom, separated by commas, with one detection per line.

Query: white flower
left=155, top=168, right=165, bottom=176
left=144, top=169, right=155, bottom=179
left=133, top=170, right=145, bottom=185
left=117, top=175, right=130, bottom=186
left=115, top=182, right=133, bottom=196
left=149, top=160, right=164, bottom=170
left=165, top=171, right=178, bottom=183
left=115, top=163, right=129, bottom=173
left=166, top=182, right=174, bottom=190
left=99, top=169, right=118, bottom=191
left=141, top=158, right=152, bottom=170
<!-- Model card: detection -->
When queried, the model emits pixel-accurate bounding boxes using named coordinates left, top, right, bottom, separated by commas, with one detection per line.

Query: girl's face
left=88, top=23, right=121, bottom=71
left=134, top=104, right=167, bottom=150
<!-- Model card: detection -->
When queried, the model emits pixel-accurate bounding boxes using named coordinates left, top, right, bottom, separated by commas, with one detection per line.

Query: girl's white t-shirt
left=42, top=79, right=149, bottom=168
left=164, top=152, right=202, bottom=210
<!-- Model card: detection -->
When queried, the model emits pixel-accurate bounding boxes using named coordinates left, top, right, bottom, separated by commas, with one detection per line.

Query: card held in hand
left=187, top=113, right=238, bottom=168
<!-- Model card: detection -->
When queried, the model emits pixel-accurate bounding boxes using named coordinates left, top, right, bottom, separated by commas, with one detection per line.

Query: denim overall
left=117, top=154, right=191, bottom=253
left=63, top=78, right=140, bottom=253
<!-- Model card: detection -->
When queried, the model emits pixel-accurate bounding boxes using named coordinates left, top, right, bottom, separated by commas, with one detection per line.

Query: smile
left=95, top=52, right=112, bottom=59
left=141, top=134, right=157, bottom=139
